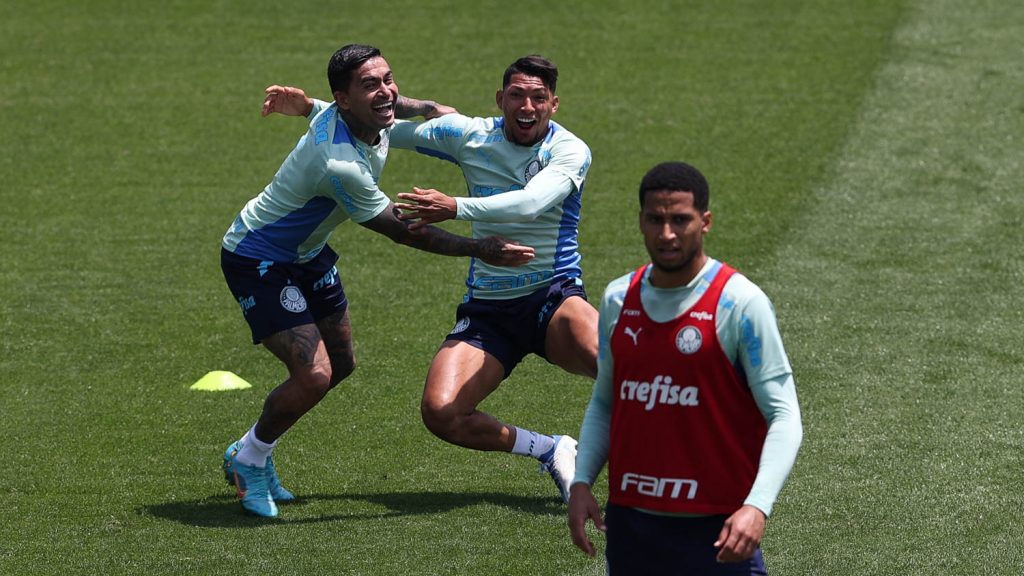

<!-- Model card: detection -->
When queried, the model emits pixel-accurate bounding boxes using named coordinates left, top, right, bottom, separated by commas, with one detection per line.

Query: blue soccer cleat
left=265, top=455, right=295, bottom=503
left=223, top=445, right=277, bottom=517
left=539, top=435, right=577, bottom=504
left=224, top=440, right=295, bottom=503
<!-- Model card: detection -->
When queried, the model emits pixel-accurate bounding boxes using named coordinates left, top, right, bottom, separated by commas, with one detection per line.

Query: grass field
left=2, top=0, right=1022, bottom=574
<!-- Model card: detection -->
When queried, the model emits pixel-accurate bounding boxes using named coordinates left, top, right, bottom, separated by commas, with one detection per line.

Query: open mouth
left=515, top=116, right=537, bottom=130
left=372, top=100, right=395, bottom=115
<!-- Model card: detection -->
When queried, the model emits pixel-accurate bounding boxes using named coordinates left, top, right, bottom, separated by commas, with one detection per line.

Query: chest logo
left=623, top=326, right=642, bottom=346
left=675, top=326, right=702, bottom=355
left=524, top=159, right=542, bottom=183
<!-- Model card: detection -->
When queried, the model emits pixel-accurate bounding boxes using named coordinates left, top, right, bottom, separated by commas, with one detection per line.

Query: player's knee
left=420, top=399, right=460, bottom=441
left=294, top=362, right=334, bottom=397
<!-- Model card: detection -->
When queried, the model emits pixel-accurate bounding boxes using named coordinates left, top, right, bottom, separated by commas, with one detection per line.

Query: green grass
left=2, top=0, right=1022, bottom=574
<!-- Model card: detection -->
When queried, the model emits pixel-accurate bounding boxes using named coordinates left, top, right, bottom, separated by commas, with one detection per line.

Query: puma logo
left=624, top=326, right=642, bottom=346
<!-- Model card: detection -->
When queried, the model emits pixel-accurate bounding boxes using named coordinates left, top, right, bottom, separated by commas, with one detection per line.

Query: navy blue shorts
left=444, top=276, right=588, bottom=378
left=221, top=246, right=348, bottom=344
left=605, top=504, right=768, bottom=575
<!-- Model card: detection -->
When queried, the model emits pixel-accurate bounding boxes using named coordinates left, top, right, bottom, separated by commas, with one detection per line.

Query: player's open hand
left=714, top=504, right=766, bottom=563
left=477, top=236, right=534, bottom=267
left=262, top=85, right=314, bottom=117
left=396, top=187, right=458, bottom=230
left=568, top=483, right=606, bottom=557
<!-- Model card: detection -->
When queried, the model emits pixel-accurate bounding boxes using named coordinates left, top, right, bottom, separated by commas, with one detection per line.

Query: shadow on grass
left=142, top=490, right=564, bottom=528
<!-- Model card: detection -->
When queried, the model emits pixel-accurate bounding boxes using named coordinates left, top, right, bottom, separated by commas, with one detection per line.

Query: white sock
left=511, top=427, right=555, bottom=459
left=235, top=425, right=276, bottom=467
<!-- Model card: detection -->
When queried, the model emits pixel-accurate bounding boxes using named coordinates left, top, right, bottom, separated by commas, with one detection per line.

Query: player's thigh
left=422, top=340, right=506, bottom=412
left=262, top=323, right=330, bottom=375
left=544, top=295, right=599, bottom=378
left=315, top=308, right=355, bottom=368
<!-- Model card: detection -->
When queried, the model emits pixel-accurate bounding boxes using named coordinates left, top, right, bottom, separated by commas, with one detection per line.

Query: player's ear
left=334, top=90, right=350, bottom=111
left=495, top=89, right=504, bottom=109
left=702, top=211, right=712, bottom=234
left=551, top=94, right=559, bottom=114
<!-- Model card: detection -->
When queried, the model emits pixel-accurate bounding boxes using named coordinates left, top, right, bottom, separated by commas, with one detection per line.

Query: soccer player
left=567, top=162, right=803, bottom=574
left=220, top=44, right=534, bottom=518
left=261, top=55, right=596, bottom=503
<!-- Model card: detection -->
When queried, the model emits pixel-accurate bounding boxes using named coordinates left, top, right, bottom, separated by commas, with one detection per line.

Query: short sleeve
left=323, top=158, right=391, bottom=224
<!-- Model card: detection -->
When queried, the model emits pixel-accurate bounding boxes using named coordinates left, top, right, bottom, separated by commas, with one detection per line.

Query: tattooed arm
left=359, top=203, right=533, bottom=266
left=261, top=85, right=456, bottom=120
left=395, top=95, right=457, bottom=119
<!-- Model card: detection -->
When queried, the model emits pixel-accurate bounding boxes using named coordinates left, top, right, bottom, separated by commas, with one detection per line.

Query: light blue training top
left=388, top=113, right=592, bottom=300
left=222, top=103, right=391, bottom=263
left=572, top=258, right=803, bottom=517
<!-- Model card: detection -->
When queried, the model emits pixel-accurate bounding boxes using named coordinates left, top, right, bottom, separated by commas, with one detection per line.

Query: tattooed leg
left=315, top=309, right=356, bottom=388
left=255, top=323, right=333, bottom=442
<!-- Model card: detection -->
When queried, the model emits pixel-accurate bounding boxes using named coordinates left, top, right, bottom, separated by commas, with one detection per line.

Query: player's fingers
left=716, top=530, right=754, bottom=563
left=568, top=517, right=595, bottom=556
left=261, top=96, right=281, bottom=116
left=505, top=245, right=531, bottom=254
left=577, top=537, right=595, bottom=557
left=395, top=194, right=428, bottom=206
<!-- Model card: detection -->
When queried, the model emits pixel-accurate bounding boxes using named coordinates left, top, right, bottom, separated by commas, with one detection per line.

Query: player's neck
left=340, top=111, right=383, bottom=146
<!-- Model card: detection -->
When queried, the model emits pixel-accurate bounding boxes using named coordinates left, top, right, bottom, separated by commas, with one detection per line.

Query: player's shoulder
left=547, top=121, right=589, bottom=148
left=544, top=121, right=591, bottom=164
left=308, top=103, right=339, bottom=144
left=721, top=266, right=774, bottom=314
left=602, top=269, right=639, bottom=304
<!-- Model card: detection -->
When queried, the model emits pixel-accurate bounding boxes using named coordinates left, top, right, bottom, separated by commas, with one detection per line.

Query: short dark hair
left=639, top=162, right=709, bottom=211
left=502, top=55, right=558, bottom=93
left=328, top=44, right=382, bottom=93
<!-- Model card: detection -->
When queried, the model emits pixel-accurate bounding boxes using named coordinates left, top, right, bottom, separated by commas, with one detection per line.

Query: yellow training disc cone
left=190, top=370, right=253, bottom=391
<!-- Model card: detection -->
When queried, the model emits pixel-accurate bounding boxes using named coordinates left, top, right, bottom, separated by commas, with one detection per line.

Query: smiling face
left=639, top=189, right=711, bottom=288
left=333, top=56, right=399, bottom=144
left=496, top=72, right=559, bottom=146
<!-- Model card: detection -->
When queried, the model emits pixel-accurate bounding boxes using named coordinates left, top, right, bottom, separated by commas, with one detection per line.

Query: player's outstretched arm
left=395, top=95, right=457, bottom=119
left=359, top=203, right=534, bottom=266
left=260, top=85, right=454, bottom=120
left=395, top=187, right=457, bottom=229
left=568, top=483, right=606, bottom=557
left=262, top=85, right=314, bottom=117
